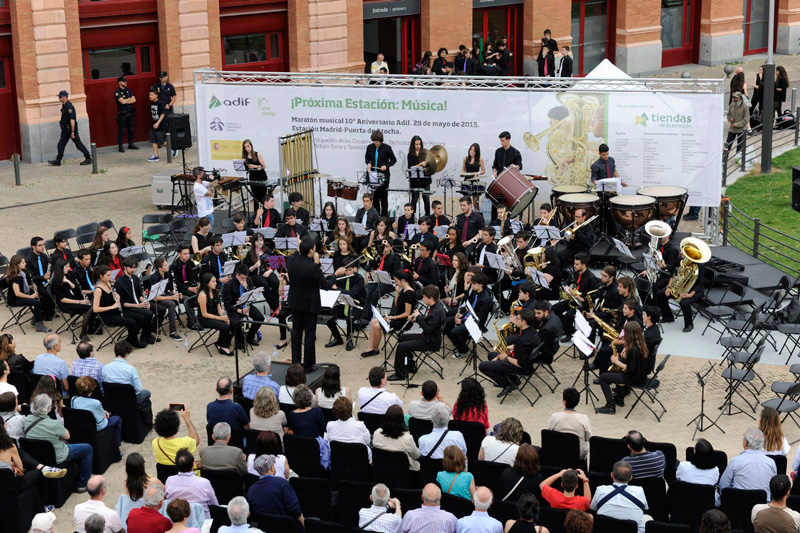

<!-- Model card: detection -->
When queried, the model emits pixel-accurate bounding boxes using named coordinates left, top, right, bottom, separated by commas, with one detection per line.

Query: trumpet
left=563, top=215, right=599, bottom=241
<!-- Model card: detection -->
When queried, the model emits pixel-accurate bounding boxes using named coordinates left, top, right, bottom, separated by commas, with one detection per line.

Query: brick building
left=0, top=0, right=798, bottom=162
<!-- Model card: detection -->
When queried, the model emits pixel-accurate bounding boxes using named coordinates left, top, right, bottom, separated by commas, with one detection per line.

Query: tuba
left=524, top=246, right=545, bottom=272
left=644, top=220, right=672, bottom=283
left=671, top=237, right=711, bottom=302
left=497, top=236, right=522, bottom=270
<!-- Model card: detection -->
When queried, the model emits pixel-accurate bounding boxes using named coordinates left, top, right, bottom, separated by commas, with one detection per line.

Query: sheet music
left=533, top=226, right=561, bottom=240
left=491, top=226, right=502, bottom=238
left=526, top=268, right=550, bottom=289
left=222, top=261, right=238, bottom=276
left=572, top=330, right=596, bottom=356
left=595, top=177, right=621, bottom=194
left=275, top=237, right=298, bottom=250
left=643, top=254, right=659, bottom=270
left=408, top=167, right=424, bottom=179
left=310, top=220, right=324, bottom=232
left=373, top=305, right=390, bottom=333
left=110, top=269, right=120, bottom=279
left=373, top=270, right=393, bottom=285
left=404, top=224, right=420, bottom=240
left=612, top=238, right=635, bottom=258
left=574, top=312, right=593, bottom=338
left=320, top=258, right=334, bottom=275
left=484, top=252, right=506, bottom=270
left=119, top=245, right=144, bottom=258
left=222, top=231, right=248, bottom=248
left=320, top=290, right=341, bottom=309
left=465, top=316, right=482, bottom=343
left=146, top=279, right=169, bottom=302
left=434, top=225, right=449, bottom=239
left=253, top=227, right=276, bottom=239
left=235, top=288, right=264, bottom=307
left=351, top=223, right=368, bottom=237
left=338, top=293, right=361, bottom=309
left=511, top=221, right=523, bottom=234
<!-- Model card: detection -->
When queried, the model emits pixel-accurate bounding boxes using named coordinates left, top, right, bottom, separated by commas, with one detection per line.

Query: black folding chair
left=0, top=278, right=35, bottom=334
left=283, top=434, right=322, bottom=478
left=356, top=411, right=384, bottom=436
left=289, top=477, right=333, bottom=521
left=467, top=460, right=507, bottom=496
left=702, top=281, right=747, bottom=337
left=200, top=468, right=245, bottom=504
left=497, top=343, right=544, bottom=407
left=447, top=420, right=486, bottom=463
left=540, top=429, right=584, bottom=470
left=372, top=448, right=411, bottom=489
left=62, top=406, right=121, bottom=474
left=762, top=382, right=800, bottom=439
left=48, top=284, right=84, bottom=344
left=330, top=441, right=371, bottom=486
left=625, top=353, right=671, bottom=422
left=408, top=417, right=432, bottom=445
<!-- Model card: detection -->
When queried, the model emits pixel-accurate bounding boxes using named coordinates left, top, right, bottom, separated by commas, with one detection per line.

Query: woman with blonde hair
left=249, top=386, right=287, bottom=437
left=436, top=445, right=475, bottom=500
left=760, top=406, right=790, bottom=455
left=479, top=417, right=522, bottom=465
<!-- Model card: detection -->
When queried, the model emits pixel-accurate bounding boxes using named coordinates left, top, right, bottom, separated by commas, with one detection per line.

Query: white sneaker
left=42, top=466, right=67, bottom=479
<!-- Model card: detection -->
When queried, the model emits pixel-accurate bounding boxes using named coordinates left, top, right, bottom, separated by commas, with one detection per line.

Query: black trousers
left=326, top=304, right=354, bottom=341
left=229, top=306, right=265, bottom=344
left=551, top=301, right=576, bottom=336
left=374, top=184, right=389, bottom=216
left=59, top=302, right=92, bottom=336
left=278, top=306, right=292, bottom=341
left=99, top=312, right=141, bottom=343
left=124, top=307, right=157, bottom=338
left=152, top=300, right=178, bottom=334
left=598, top=371, right=627, bottom=404
left=117, top=112, right=134, bottom=145
left=252, top=272, right=280, bottom=312
left=446, top=322, right=471, bottom=354
left=34, top=283, right=55, bottom=319
left=479, top=352, right=528, bottom=386
left=361, top=282, right=394, bottom=321
left=199, top=317, right=233, bottom=348
left=722, top=131, right=745, bottom=168
left=394, top=334, right=437, bottom=377
left=656, top=289, right=702, bottom=328
left=56, top=126, right=90, bottom=160
left=410, top=178, right=431, bottom=216
left=11, top=301, right=43, bottom=323
left=292, top=309, right=318, bottom=369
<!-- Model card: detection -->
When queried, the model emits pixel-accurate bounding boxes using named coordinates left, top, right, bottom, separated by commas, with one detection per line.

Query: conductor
left=364, top=130, right=397, bottom=217
left=287, top=237, right=326, bottom=372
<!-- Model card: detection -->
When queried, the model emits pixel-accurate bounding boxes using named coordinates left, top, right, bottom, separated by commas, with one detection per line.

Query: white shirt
left=370, top=61, right=389, bottom=74
left=326, top=417, right=372, bottom=460
left=194, top=181, right=213, bottom=217
left=315, top=387, right=346, bottom=409
left=359, top=504, right=402, bottom=532
left=74, top=499, right=123, bottom=533
left=676, top=461, right=721, bottom=506
left=765, top=436, right=791, bottom=456
left=278, top=385, right=296, bottom=404
left=590, top=483, right=649, bottom=533
left=0, top=382, right=18, bottom=397
left=357, top=387, right=403, bottom=414
left=418, top=428, right=467, bottom=460
left=480, top=436, right=518, bottom=466
left=247, top=453, right=287, bottom=478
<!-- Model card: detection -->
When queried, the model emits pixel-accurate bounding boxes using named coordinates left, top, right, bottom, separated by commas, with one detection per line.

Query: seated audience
left=0, top=391, right=25, bottom=441
left=84, top=514, right=107, bottom=533
left=408, top=380, right=449, bottom=420
left=198, top=422, right=248, bottom=477
left=0, top=332, right=33, bottom=374
left=117, top=453, right=164, bottom=526
left=314, top=364, right=350, bottom=408
left=127, top=485, right=171, bottom=533
left=278, top=364, right=306, bottom=404
left=719, top=428, right=777, bottom=501
left=31, top=374, right=64, bottom=421
left=563, top=509, right=593, bottom=533
left=286, top=384, right=326, bottom=438
left=152, top=407, right=200, bottom=468
left=676, top=438, right=720, bottom=505
left=326, top=396, right=371, bottom=460
left=505, top=493, right=550, bottom=533
left=547, top=387, right=592, bottom=460
left=249, top=387, right=287, bottom=437
left=359, top=483, right=403, bottom=532
left=436, top=445, right=474, bottom=500
left=247, top=454, right=304, bottom=527
left=700, top=509, right=731, bottom=533
left=241, top=353, right=279, bottom=400
left=246, top=430, right=290, bottom=479
left=623, top=430, right=665, bottom=480
left=357, top=366, right=403, bottom=414
left=500, top=444, right=544, bottom=503
left=751, top=474, right=800, bottom=532
left=73, top=475, right=123, bottom=533
left=166, top=498, right=202, bottom=533
left=479, top=417, right=522, bottom=465
left=452, top=378, right=489, bottom=430
left=419, top=404, right=467, bottom=459
left=32, top=334, right=69, bottom=391
left=71, top=376, right=122, bottom=447
left=102, top=341, right=151, bottom=405
left=207, top=377, right=249, bottom=432
left=218, top=496, right=264, bottom=533
left=590, top=461, right=650, bottom=533
left=399, top=484, right=457, bottom=533
left=165, top=448, right=218, bottom=517
left=760, top=407, right=791, bottom=456
left=71, top=341, right=104, bottom=393
left=458, top=486, right=502, bottom=533
left=540, top=469, right=591, bottom=511
left=372, top=404, right=420, bottom=471
left=0, top=360, right=17, bottom=397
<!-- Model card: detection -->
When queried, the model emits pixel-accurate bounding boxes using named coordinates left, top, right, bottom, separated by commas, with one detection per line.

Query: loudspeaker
left=793, top=167, right=800, bottom=213
left=169, top=113, right=192, bottom=150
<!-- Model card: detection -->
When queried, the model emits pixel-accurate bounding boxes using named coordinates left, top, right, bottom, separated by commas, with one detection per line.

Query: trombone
left=563, top=215, right=598, bottom=241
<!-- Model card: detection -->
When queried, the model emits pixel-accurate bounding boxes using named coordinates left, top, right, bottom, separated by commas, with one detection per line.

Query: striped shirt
left=399, top=505, right=457, bottom=533
left=624, top=450, right=665, bottom=479
left=358, top=505, right=402, bottom=532
left=71, top=358, right=105, bottom=392
left=241, top=373, right=280, bottom=400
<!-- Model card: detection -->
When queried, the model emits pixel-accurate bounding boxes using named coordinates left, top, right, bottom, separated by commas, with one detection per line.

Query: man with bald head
left=399, top=483, right=457, bottom=533
left=73, top=475, right=123, bottom=533
left=457, top=486, right=502, bottom=532
left=33, top=334, right=69, bottom=392
left=206, top=376, right=249, bottom=432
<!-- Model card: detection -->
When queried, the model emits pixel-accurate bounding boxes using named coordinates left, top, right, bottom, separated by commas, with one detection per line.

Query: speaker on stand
left=169, top=113, right=192, bottom=173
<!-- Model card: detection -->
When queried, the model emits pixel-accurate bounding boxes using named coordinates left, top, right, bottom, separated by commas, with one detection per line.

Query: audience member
left=315, top=364, right=350, bottom=408
left=547, top=387, right=592, bottom=459
left=419, top=404, right=467, bottom=459
left=166, top=498, right=202, bottom=533
left=24, top=394, right=93, bottom=492
left=719, top=428, right=777, bottom=501
left=165, top=448, right=218, bottom=517
left=452, top=378, right=489, bottom=430
left=207, top=377, right=249, bottom=432
left=760, top=407, right=791, bottom=455
left=590, top=461, right=650, bottom=533
left=84, top=514, right=107, bottom=533
left=127, top=485, right=171, bottom=533
left=326, top=396, right=371, bottom=459
left=71, top=341, right=104, bottom=393
left=479, top=417, right=522, bottom=465
left=500, top=444, right=543, bottom=503
left=751, top=474, right=800, bottom=532
left=539, top=469, right=591, bottom=511
left=249, top=387, right=287, bottom=437
left=677, top=438, right=720, bottom=505
left=358, top=366, right=404, bottom=414
left=246, top=430, right=290, bottom=478
left=247, top=454, right=305, bottom=526
left=0, top=391, right=25, bottom=440
left=218, top=496, right=264, bottom=532
left=0, top=361, right=17, bottom=397
left=73, top=475, right=123, bottom=533
left=152, top=406, right=200, bottom=468
left=31, top=374, right=64, bottom=421
left=286, top=384, right=326, bottom=438
left=373, top=404, right=421, bottom=470
left=359, top=483, right=403, bottom=532
left=457, top=486, right=502, bottom=532
left=699, top=509, right=731, bottom=533
left=408, top=380, right=449, bottom=420
left=71, top=376, right=122, bottom=447
left=242, top=353, right=280, bottom=400
left=399, top=483, right=457, bottom=533
left=102, top=341, right=151, bottom=405
left=505, top=493, right=550, bottom=533
left=117, top=452, right=164, bottom=525
left=437, top=445, right=475, bottom=500
left=32, top=334, right=69, bottom=391
left=0, top=333, right=33, bottom=373
left=563, top=509, right=593, bottom=533
left=623, top=430, right=665, bottom=480
left=30, top=512, right=57, bottom=533
left=278, top=364, right=306, bottom=404
left=199, top=422, right=248, bottom=477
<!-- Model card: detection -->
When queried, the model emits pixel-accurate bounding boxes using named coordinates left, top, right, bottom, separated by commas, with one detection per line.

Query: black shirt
left=115, top=274, right=145, bottom=305
left=50, top=249, right=74, bottom=269
left=590, top=156, right=617, bottom=182
left=490, top=218, right=514, bottom=238
left=414, top=256, right=438, bottom=288
left=500, top=468, right=543, bottom=503
left=455, top=211, right=485, bottom=242
left=559, top=55, right=573, bottom=78
left=294, top=207, right=311, bottom=227
left=25, top=252, right=50, bottom=285
left=60, top=101, right=77, bottom=130
left=171, top=258, right=198, bottom=293
left=397, top=215, right=415, bottom=239
left=364, top=143, right=397, bottom=180
left=355, top=207, right=380, bottom=230
left=510, top=327, right=543, bottom=370
left=276, top=223, right=308, bottom=240
left=538, top=262, right=563, bottom=301
left=150, top=101, right=166, bottom=131
left=203, top=251, right=229, bottom=281
left=152, top=82, right=176, bottom=108
left=492, top=146, right=523, bottom=173
left=567, top=224, right=594, bottom=254
left=418, top=301, right=446, bottom=348
left=250, top=208, right=281, bottom=229
left=114, top=87, right=134, bottom=113
left=74, top=264, right=95, bottom=293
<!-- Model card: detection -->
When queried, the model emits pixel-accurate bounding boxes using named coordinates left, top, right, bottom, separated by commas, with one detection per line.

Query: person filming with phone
left=152, top=403, right=201, bottom=471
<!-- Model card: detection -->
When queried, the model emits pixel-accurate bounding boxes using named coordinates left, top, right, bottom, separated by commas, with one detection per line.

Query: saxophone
left=593, top=315, right=623, bottom=372
left=493, top=321, right=513, bottom=354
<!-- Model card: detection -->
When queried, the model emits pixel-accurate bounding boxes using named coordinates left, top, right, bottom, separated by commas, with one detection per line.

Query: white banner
left=195, top=82, right=723, bottom=211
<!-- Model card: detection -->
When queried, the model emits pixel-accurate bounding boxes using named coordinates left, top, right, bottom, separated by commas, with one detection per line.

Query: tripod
left=575, top=352, right=600, bottom=408
left=688, top=362, right=725, bottom=439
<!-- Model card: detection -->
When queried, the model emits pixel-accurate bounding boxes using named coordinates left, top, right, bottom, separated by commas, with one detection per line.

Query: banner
left=195, top=82, right=723, bottom=210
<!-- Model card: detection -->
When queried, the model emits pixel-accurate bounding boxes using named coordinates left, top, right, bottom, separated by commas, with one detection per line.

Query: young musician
left=242, top=233, right=279, bottom=314
left=462, top=143, right=486, bottom=176
left=6, top=255, right=50, bottom=332
left=492, top=131, right=522, bottom=178
left=320, top=202, right=338, bottom=235
left=250, top=194, right=281, bottom=230
left=455, top=196, right=485, bottom=244
left=389, top=285, right=446, bottom=381
left=51, top=259, right=92, bottom=338
left=638, top=231, right=680, bottom=296
left=443, top=253, right=470, bottom=309
left=557, top=208, right=594, bottom=264
left=97, top=242, right=123, bottom=281
left=26, top=236, right=55, bottom=320
left=355, top=193, right=380, bottom=232
left=357, top=239, right=400, bottom=325
left=243, top=139, right=268, bottom=211
left=229, top=213, right=251, bottom=258
left=328, top=217, right=356, bottom=249
left=332, top=237, right=355, bottom=274
left=490, top=205, right=514, bottom=238
left=535, top=300, right=563, bottom=364
left=596, top=321, right=651, bottom=414
left=551, top=252, right=600, bottom=338
left=74, top=250, right=96, bottom=298
left=591, top=299, right=643, bottom=372
left=148, top=257, right=183, bottom=340
left=446, top=272, right=493, bottom=359
left=517, top=282, right=537, bottom=312
left=439, top=227, right=466, bottom=259
left=202, top=236, right=231, bottom=284
left=92, top=265, right=145, bottom=348
left=536, top=247, right=562, bottom=301
left=365, top=217, right=396, bottom=253
left=221, top=263, right=265, bottom=351
left=407, top=135, right=431, bottom=216
left=534, top=203, right=554, bottom=227
left=50, top=234, right=75, bottom=269
left=657, top=254, right=705, bottom=333
left=324, top=258, right=365, bottom=351
left=116, top=226, right=136, bottom=250
left=499, top=230, right=531, bottom=312
left=361, top=269, right=417, bottom=358
left=88, top=227, right=110, bottom=266
left=287, top=192, right=310, bottom=227
left=412, top=241, right=439, bottom=293
left=479, top=309, right=542, bottom=395
left=430, top=200, right=451, bottom=230
left=171, top=245, right=200, bottom=328
left=590, top=144, right=629, bottom=234
left=191, top=217, right=213, bottom=257
left=196, top=273, right=233, bottom=355
left=590, top=266, right=623, bottom=324
left=365, top=130, right=397, bottom=216
left=406, top=217, right=436, bottom=248
left=286, top=237, right=327, bottom=371
left=472, top=227, right=499, bottom=285
left=115, top=256, right=159, bottom=344
left=276, top=208, right=309, bottom=242
left=642, top=306, right=662, bottom=357
left=394, top=203, right=416, bottom=241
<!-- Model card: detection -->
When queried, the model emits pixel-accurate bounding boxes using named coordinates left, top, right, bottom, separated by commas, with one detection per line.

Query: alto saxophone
left=493, top=321, right=513, bottom=354
left=593, top=315, right=623, bottom=372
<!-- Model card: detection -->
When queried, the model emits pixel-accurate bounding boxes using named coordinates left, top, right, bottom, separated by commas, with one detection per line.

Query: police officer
left=48, top=90, right=92, bottom=167
left=114, top=76, right=138, bottom=153
left=152, top=71, right=177, bottom=117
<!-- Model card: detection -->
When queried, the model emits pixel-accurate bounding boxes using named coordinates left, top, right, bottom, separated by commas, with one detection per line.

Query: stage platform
left=233, top=361, right=328, bottom=394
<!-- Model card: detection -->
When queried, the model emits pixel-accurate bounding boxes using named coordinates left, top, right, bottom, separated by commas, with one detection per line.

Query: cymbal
left=420, top=149, right=437, bottom=177
left=430, top=145, right=448, bottom=172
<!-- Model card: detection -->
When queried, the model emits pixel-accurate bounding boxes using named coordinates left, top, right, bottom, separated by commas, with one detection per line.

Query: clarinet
left=111, top=284, right=124, bottom=316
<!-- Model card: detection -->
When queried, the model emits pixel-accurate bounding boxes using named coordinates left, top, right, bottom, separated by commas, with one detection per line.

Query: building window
left=743, top=0, right=770, bottom=53
left=270, top=34, right=280, bottom=60
left=140, top=46, right=152, bottom=73
left=571, top=0, right=608, bottom=76
left=86, top=46, right=137, bottom=80
left=661, top=0, right=686, bottom=50
left=225, top=33, right=267, bottom=65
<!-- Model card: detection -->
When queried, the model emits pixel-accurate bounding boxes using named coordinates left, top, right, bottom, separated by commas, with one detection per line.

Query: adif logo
left=635, top=114, right=647, bottom=126
left=210, top=118, right=224, bottom=131
left=209, top=96, right=222, bottom=109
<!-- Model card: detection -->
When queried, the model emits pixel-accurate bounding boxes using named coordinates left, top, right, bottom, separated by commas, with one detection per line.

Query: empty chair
left=304, top=519, right=346, bottom=533
left=540, top=429, right=583, bottom=470
left=200, top=469, right=245, bottom=505
left=720, top=488, right=768, bottom=532
left=593, top=514, right=640, bottom=533
left=335, top=480, right=374, bottom=528
left=330, top=441, right=370, bottom=486
left=372, top=448, right=412, bottom=489
left=589, top=436, right=629, bottom=474
left=468, top=460, right=507, bottom=496
left=283, top=434, right=322, bottom=479
left=646, top=522, right=691, bottom=533
left=290, top=477, right=333, bottom=521
left=447, top=420, right=486, bottom=463
left=102, top=382, right=153, bottom=444
left=62, top=406, right=121, bottom=474
left=668, top=480, right=717, bottom=530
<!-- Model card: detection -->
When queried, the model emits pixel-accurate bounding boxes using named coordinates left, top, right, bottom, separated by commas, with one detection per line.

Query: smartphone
left=169, top=403, right=185, bottom=411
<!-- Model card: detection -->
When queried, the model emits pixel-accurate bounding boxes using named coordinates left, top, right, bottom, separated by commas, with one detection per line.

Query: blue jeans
left=65, top=443, right=93, bottom=487
left=205, top=213, right=215, bottom=230
left=136, top=389, right=151, bottom=405
left=106, top=415, right=123, bottom=447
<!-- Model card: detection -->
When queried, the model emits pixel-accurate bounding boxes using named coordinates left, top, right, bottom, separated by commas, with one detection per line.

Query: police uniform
left=51, top=91, right=91, bottom=165
left=114, top=78, right=136, bottom=150
left=152, top=72, right=177, bottom=116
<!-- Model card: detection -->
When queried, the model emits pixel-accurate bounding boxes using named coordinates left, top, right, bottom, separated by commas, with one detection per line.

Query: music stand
left=571, top=330, right=600, bottom=408
left=594, top=178, right=621, bottom=245
left=458, top=312, right=490, bottom=384
left=146, top=279, right=169, bottom=342
left=437, top=176, right=459, bottom=218
left=688, top=362, right=724, bottom=439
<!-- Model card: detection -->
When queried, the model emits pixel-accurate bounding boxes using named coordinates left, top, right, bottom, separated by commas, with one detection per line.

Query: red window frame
left=81, top=44, right=155, bottom=82
left=743, top=0, right=778, bottom=56
left=474, top=5, right=521, bottom=76
left=572, top=0, right=615, bottom=77
left=221, top=31, right=284, bottom=70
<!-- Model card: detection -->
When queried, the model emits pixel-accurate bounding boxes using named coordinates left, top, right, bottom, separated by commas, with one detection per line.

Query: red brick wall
left=616, top=0, right=662, bottom=48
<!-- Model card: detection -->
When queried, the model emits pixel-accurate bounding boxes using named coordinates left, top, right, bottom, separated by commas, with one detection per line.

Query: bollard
left=166, top=133, right=172, bottom=163
left=13, top=153, right=20, bottom=185
left=91, top=143, right=98, bottom=174
left=792, top=87, right=797, bottom=114
left=796, top=107, right=799, bottom=146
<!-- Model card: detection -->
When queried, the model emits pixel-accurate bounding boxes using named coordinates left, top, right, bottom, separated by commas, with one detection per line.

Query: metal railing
left=722, top=106, right=800, bottom=186
left=721, top=197, right=800, bottom=276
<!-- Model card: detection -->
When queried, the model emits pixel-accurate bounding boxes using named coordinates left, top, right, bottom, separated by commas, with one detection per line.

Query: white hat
left=30, top=512, right=56, bottom=531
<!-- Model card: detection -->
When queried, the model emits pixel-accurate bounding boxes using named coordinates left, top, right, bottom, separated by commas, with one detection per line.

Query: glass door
left=364, top=16, right=418, bottom=75
left=472, top=5, right=521, bottom=75
left=571, top=0, right=610, bottom=76
left=661, top=0, right=694, bottom=66
left=743, top=0, right=774, bottom=55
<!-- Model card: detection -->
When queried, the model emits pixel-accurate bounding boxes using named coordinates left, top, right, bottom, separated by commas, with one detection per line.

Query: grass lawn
left=725, top=147, right=800, bottom=274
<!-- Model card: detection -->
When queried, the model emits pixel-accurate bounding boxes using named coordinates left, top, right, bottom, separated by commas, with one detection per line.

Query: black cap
left=117, top=76, right=127, bottom=82
left=159, top=71, right=168, bottom=77
left=58, top=90, right=68, bottom=98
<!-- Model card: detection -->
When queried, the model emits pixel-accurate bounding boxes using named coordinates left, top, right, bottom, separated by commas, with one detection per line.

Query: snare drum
left=339, top=180, right=359, bottom=200
left=486, top=168, right=538, bottom=217
left=610, top=195, right=656, bottom=233
left=459, top=182, right=486, bottom=197
left=636, top=186, right=688, bottom=224
left=557, top=193, right=600, bottom=225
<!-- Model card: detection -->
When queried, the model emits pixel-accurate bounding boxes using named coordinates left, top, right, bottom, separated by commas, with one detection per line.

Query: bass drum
left=610, top=195, right=656, bottom=234
left=486, top=168, right=538, bottom=217
left=636, top=186, right=688, bottom=229
left=557, top=193, right=600, bottom=225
